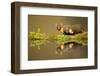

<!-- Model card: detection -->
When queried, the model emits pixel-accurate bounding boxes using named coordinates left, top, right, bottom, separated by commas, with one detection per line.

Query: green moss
left=54, top=32, right=87, bottom=45
left=29, top=32, right=48, bottom=40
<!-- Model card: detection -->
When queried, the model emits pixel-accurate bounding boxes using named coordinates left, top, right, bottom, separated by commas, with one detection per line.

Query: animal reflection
left=56, top=42, right=82, bottom=55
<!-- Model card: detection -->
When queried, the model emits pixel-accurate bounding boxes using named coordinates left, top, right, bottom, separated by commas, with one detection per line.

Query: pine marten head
left=56, top=23, right=62, bottom=31
left=56, top=23, right=65, bottom=33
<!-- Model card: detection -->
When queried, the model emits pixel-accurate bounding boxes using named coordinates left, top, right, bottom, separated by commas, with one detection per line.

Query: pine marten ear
left=56, top=23, right=64, bottom=31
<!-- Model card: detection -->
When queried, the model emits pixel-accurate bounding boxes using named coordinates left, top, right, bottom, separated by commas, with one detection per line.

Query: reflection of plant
left=29, top=40, right=49, bottom=50
left=30, top=40, right=48, bottom=46
left=73, top=32, right=87, bottom=45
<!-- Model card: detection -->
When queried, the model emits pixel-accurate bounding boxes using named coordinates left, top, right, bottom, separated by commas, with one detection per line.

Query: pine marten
left=56, top=23, right=84, bottom=35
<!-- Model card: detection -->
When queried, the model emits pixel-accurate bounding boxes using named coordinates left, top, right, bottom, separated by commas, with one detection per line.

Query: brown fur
left=56, top=23, right=84, bottom=35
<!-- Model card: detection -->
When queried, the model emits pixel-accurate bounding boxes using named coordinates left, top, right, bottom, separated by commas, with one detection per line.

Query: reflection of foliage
left=73, top=32, right=87, bottom=45
left=29, top=40, right=49, bottom=50
left=30, top=40, right=48, bottom=46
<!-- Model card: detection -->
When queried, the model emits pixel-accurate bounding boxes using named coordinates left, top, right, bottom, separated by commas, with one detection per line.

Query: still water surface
left=28, top=40, right=88, bottom=61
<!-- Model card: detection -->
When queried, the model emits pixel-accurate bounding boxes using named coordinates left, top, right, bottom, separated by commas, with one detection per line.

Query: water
left=28, top=40, right=88, bottom=61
